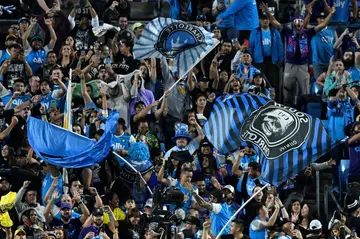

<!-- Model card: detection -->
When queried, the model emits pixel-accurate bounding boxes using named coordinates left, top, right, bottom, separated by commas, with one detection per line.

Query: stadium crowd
left=0, top=0, right=360, bottom=238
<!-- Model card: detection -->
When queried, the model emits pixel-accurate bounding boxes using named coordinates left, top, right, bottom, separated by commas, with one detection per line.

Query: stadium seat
left=321, top=120, right=329, bottom=132
left=306, top=102, right=322, bottom=118
left=310, top=82, right=323, bottom=96
left=339, top=159, right=350, bottom=194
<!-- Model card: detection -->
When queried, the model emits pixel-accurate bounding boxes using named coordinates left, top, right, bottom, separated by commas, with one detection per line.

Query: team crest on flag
left=133, top=17, right=220, bottom=80
left=155, top=22, right=205, bottom=58
left=240, top=102, right=311, bottom=159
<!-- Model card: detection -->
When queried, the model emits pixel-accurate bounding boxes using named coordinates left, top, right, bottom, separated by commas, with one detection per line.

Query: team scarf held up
left=203, top=93, right=337, bottom=186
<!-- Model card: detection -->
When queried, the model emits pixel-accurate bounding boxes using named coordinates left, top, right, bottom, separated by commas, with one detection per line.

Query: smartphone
left=244, top=39, right=249, bottom=48
left=351, top=228, right=356, bottom=237
left=231, top=38, right=239, bottom=47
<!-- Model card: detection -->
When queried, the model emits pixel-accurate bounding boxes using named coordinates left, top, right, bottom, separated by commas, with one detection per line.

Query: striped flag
left=63, top=70, right=73, bottom=130
left=133, top=17, right=220, bottom=80
left=203, top=93, right=337, bottom=186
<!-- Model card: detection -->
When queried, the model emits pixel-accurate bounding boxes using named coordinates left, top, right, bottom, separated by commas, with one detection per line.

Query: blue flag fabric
left=133, top=17, right=220, bottom=79
left=27, top=112, right=119, bottom=168
left=203, top=94, right=337, bottom=186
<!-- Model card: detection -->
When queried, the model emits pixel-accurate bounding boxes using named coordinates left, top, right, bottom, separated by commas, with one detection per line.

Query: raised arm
left=157, top=158, right=170, bottom=185
left=22, top=18, right=37, bottom=50
left=232, top=150, right=244, bottom=177
left=80, top=73, right=92, bottom=106
left=44, top=18, right=57, bottom=49
left=0, top=117, right=18, bottom=140
left=260, top=2, right=282, bottom=30
left=314, top=7, right=336, bottom=33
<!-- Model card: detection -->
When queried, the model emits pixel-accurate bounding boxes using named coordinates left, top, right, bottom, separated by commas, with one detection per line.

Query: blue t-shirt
left=327, top=98, right=357, bottom=140
left=331, top=0, right=350, bottom=23
left=9, top=94, right=31, bottom=109
left=210, top=203, right=232, bottom=236
left=41, top=173, right=63, bottom=206
left=25, top=47, right=49, bottom=74
left=236, top=174, right=267, bottom=197
left=262, top=29, right=272, bottom=57
left=50, top=217, right=82, bottom=239
left=311, top=28, right=336, bottom=64
left=111, top=132, right=134, bottom=166
left=40, top=91, right=62, bottom=112
left=348, top=66, right=360, bottom=82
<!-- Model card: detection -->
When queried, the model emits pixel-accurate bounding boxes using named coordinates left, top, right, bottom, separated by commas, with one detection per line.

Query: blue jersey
left=262, top=29, right=272, bottom=57
left=25, top=46, right=49, bottom=74
left=9, top=94, right=31, bottom=109
left=210, top=203, right=232, bottom=236
left=327, top=98, right=356, bottom=140
left=40, top=91, right=62, bottom=112
left=311, top=28, right=336, bottom=64
left=331, top=0, right=350, bottom=23
left=249, top=217, right=268, bottom=239
left=0, top=49, right=10, bottom=64
left=112, top=132, right=134, bottom=166
left=41, top=173, right=63, bottom=206
left=221, top=0, right=259, bottom=31
left=236, top=174, right=267, bottom=197
left=349, top=66, right=360, bottom=82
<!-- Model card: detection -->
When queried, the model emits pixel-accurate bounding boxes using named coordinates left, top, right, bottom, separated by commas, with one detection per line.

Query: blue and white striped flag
left=133, top=17, right=220, bottom=80
left=203, top=93, right=337, bottom=186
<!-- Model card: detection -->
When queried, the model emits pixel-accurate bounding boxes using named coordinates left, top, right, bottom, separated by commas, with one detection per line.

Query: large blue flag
left=27, top=112, right=119, bottom=168
left=133, top=17, right=220, bottom=80
left=203, top=94, right=337, bottom=186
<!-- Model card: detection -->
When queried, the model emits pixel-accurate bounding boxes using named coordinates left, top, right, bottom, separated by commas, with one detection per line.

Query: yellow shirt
left=0, top=191, right=16, bottom=227
left=103, top=207, right=126, bottom=224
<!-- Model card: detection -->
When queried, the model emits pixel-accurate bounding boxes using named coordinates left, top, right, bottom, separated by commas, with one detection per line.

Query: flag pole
left=215, top=183, right=270, bottom=239
left=112, top=152, right=153, bottom=195
left=157, top=41, right=220, bottom=102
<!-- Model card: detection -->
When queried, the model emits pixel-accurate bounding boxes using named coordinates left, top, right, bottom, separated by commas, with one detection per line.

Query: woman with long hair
left=58, top=44, right=76, bottom=77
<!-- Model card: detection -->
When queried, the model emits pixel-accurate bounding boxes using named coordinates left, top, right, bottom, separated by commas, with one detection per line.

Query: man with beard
left=0, top=176, right=17, bottom=228
left=69, top=1, right=99, bottom=51
left=324, top=59, right=352, bottom=95
left=78, top=208, right=112, bottom=239
left=45, top=196, right=90, bottom=239
left=35, top=51, right=60, bottom=82
left=262, top=3, right=335, bottom=106
left=342, top=48, right=354, bottom=69
left=22, top=17, right=57, bottom=73
left=223, top=185, right=241, bottom=219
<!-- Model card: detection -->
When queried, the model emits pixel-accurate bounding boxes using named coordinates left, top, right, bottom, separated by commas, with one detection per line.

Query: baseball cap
left=211, top=25, right=220, bottom=31
left=253, top=72, right=263, bottom=78
left=200, top=139, right=211, bottom=147
left=223, top=185, right=235, bottom=194
left=144, top=198, right=153, bottom=208
left=316, top=12, right=326, bottom=18
left=15, top=228, right=26, bottom=236
left=92, top=208, right=104, bottom=216
left=309, top=219, right=322, bottom=231
left=0, top=176, right=9, bottom=183
left=132, top=22, right=144, bottom=32
left=60, top=202, right=72, bottom=210
left=198, top=75, right=209, bottom=82
left=196, top=15, right=207, bottom=21
left=6, top=34, right=17, bottom=41
left=31, top=35, right=44, bottom=43
left=18, top=17, right=30, bottom=24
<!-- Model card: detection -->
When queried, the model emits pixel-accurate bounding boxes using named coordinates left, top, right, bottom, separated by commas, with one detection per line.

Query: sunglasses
left=11, top=26, right=20, bottom=30
left=293, top=19, right=304, bottom=24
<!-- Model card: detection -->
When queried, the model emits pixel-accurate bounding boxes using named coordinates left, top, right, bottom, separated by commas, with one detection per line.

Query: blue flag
left=203, top=94, right=337, bottom=186
left=133, top=17, right=220, bottom=79
left=27, top=112, right=119, bottom=168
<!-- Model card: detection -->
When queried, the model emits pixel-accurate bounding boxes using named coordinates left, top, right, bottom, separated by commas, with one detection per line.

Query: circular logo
left=155, top=22, right=205, bottom=58
left=240, top=102, right=310, bottom=159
